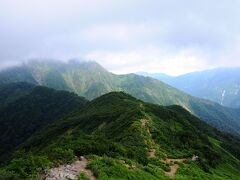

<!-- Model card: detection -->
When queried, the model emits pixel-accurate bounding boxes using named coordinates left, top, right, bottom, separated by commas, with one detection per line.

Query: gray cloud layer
left=0, top=0, right=240, bottom=75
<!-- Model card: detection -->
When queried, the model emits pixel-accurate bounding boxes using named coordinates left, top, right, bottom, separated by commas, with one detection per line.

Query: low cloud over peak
left=0, top=0, right=240, bottom=75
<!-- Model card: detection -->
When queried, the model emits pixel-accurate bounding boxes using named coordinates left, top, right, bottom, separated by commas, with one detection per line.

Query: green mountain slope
left=0, top=84, right=88, bottom=162
left=139, top=68, right=240, bottom=108
left=1, top=92, right=239, bottom=179
left=0, top=60, right=240, bottom=135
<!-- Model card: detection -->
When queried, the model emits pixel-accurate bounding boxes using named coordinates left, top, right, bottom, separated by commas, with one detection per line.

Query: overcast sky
left=0, top=0, right=240, bottom=75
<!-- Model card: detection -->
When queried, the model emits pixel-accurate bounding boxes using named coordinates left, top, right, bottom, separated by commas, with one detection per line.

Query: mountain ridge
left=0, top=89, right=239, bottom=179
left=138, top=67, right=240, bottom=108
left=0, top=60, right=240, bottom=136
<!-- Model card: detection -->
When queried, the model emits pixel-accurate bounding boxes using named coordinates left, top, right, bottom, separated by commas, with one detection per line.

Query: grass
left=78, top=172, right=89, bottom=180
left=87, top=155, right=167, bottom=180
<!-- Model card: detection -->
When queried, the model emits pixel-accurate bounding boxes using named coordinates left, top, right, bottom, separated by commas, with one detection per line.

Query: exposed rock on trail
left=43, top=156, right=96, bottom=180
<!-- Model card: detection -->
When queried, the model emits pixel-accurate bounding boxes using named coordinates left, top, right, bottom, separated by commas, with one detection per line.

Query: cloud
left=80, top=23, right=164, bottom=44
left=85, top=46, right=212, bottom=76
left=0, top=0, right=240, bottom=75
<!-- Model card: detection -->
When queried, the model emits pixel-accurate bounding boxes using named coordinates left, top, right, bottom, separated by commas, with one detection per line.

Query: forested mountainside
left=0, top=60, right=239, bottom=136
left=0, top=83, right=88, bottom=162
left=0, top=90, right=239, bottom=179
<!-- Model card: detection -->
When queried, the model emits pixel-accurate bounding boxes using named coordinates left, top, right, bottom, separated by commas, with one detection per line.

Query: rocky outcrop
left=43, top=156, right=95, bottom=180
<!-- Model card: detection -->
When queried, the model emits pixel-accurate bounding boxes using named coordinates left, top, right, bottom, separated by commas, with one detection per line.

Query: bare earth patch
left=148, top=149, right=156, bottom=158
left=140, top=119, right=148, bottom=128
left=165, top=164, right=179, bottom=178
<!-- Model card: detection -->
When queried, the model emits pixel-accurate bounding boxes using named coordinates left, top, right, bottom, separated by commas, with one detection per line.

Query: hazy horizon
left=1, top=58, right=240, bottom=77
left=1, top=0, right=240, bottom=75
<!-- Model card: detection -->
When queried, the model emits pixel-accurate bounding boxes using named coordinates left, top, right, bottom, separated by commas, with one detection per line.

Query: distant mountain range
left=0, top=60, right=240, bottom=136
left=138, top=68, right=240, bottom=108
left=0, top=83, right=239, bottom=179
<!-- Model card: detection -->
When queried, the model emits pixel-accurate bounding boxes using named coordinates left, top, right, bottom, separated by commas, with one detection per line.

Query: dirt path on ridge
left=140, top=118, right=157, bottom=158
left=165, top=164, right=179, bottom=178
left=163, top=155, right=198, bottom=178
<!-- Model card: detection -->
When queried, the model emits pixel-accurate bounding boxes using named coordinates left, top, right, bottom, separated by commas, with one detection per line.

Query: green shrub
left=78, top=172, right=89, bottom=180
left=47, top=147, right=75, bottom=164
left=148, top=158, right=170, bottom=172
left=4, top=153, right=52, bottom=178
